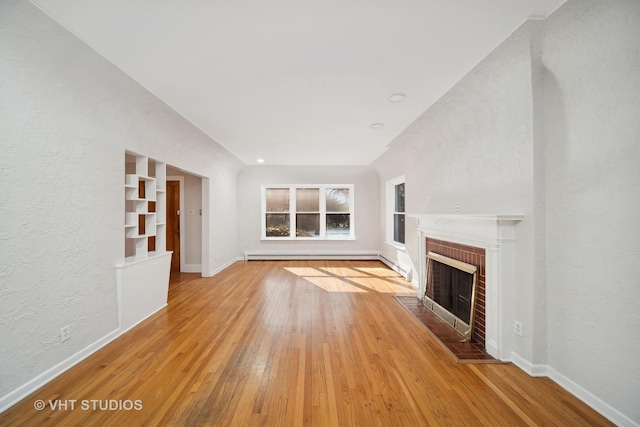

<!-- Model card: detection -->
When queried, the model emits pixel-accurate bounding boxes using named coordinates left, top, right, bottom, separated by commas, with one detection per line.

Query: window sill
left=261, top=236, right=356, bottom=241
left=385, top=241, right=406, bottom=251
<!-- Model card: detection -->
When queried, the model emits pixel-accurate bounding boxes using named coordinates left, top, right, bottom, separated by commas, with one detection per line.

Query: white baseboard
left=510, top=351, right=547, bottom=377
left=510, top=352, right=636, bottom=426
left=207, top=257, right=243, bottom=277
left=182, top=264, right=202, bottom=273
left=120, top=304, right=167, bottom=335
left=0, top=327, right=122, bottom=413
left=485, top=339, right=499, bottom=360
left=243, top=250, right=379, bottom=261
left=546, top=366, right=637, bottom=427
left=379, top=255, right=412, bottom=281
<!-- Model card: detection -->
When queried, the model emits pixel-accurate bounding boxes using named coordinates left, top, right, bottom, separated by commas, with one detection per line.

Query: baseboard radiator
left=379, top=254, right=411, bottom=279
left=243, top=250, right=380, bottom=261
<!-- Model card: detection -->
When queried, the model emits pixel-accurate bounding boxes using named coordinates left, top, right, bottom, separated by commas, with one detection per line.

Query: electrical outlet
left=61, top=325, right=70, bottom=342
left=514, top=321, right=523, bottom=337
left=453, top=204, right=461, bottom=212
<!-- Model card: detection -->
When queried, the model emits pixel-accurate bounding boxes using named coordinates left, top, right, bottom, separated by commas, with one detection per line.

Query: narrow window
left=393, top=182, right=405, bottom=244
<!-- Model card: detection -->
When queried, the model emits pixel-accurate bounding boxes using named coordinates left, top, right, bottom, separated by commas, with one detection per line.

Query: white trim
left=207, top=257, right=243, bottom=277
left=378, top=254, right=415, bottom=286
left=182, top=263, right=202, bottom=273
left=167, top=176, right=185, bottom=272
left=510, top=351, right=548, bottom=377
left=546, top=367, right=637, bottom=427
left=116, top=250, right=172, bottom=268
left=244, top=250, right=379, bottom=261
left=201, top=178, right=210, bottom=277
left=384, top=241, right=406, bottom=250
left=119, top=304, right=167, bottom=335
left=509, top=351, right=636, bottom=426
left=0, top=328, right=121, bottom=413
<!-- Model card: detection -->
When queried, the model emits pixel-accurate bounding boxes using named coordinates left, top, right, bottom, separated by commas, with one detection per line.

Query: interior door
left=166, top=181, right=180, bottom=272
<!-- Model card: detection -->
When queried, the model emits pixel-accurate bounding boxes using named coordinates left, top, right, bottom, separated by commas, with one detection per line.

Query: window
left=387, top=176, right=405, bottom=245
left=265, top=188, right=290, bottom=237
left=262, top=185, right=354, bottom=239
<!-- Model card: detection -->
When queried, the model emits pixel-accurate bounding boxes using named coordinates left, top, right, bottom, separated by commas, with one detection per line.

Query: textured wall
left=237, top=166, right=380, bottom=255
left=373, top=21, right=539, bottom=360
left=0, top=0, right=242, bottom=400
left=0, top=0, right=122, bottom=398
left=542, top=0, right=640, bottom=421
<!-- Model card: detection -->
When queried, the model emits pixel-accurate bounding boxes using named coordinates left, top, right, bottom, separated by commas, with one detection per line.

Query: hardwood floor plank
left=0, top=260, right=613, bottom=426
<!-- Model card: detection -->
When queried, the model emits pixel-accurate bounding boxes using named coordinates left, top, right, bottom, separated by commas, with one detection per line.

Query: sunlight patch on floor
left=318, top=267, right=370, bottom=277
left=284, top=267, right=330, bottom=277
left=303, top=276, right=368, bottom=293
left=282, top=265, right=415, bottom=294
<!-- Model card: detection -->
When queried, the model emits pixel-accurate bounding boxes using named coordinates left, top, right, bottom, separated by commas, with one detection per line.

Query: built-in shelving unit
left=117, top=151, right=172, bottom=332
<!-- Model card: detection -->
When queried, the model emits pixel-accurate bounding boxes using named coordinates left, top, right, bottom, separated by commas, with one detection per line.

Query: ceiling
left=31, top=0, right=565, bottom=166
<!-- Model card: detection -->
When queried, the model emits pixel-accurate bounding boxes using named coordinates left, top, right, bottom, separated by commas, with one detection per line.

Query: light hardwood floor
left=1, top=260, right=612, bottom=426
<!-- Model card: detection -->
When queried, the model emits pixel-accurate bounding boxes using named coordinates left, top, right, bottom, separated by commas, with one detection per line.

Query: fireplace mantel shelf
left=409, top=214, right=525, bottom=248
left=408, top=213, right=525, bottom=222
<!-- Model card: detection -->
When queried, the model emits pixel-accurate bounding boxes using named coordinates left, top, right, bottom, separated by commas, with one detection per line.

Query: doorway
left=165, top=170, right=203, bottom=274
left=166, top=180, right=181, bottom=272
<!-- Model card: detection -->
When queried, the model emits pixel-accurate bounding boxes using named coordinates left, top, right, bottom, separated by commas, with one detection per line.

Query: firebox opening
left=424, top=251, right=478, bottom=342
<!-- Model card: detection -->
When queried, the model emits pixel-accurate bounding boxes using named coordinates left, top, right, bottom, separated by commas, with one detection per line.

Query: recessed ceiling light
left=257, top=158, right=265, bottom=163
left=370, top=123, right=384, bottom=129
left=389, top=93, right=406, bottom=103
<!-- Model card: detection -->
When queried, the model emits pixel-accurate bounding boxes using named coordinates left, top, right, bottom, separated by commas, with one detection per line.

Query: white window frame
left=386, top=175, right=405, bottom=247
left=261, top=184, right=355, bottom=240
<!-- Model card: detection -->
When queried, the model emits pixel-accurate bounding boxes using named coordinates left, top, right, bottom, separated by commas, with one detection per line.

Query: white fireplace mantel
left=409, top=213, right=524, bottom=361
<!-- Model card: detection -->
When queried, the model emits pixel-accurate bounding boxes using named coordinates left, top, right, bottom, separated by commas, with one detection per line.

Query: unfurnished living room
left=1, top=0, right=639, bottom=425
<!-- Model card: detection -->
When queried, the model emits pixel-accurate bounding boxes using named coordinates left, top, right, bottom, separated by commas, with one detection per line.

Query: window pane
left=266, top=214, right=290, bottom=237
left=326, top=188, right=350, bottom=212
left=395, top=183, right=405, bottom=213
left=326, top=214, right=350, bottom=237
left=266, top=188, right=289, bottom=212
left=296, top=188, right=319, bottom=212
left=394, top=213, right=405, bottom=244
left=296, top=214, right=320, bottom=237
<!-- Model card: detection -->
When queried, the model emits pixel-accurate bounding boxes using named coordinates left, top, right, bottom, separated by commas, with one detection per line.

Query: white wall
left=373, top=1, right=640, bottom=424
left=542, top=0, right=640, bottom=423
left=237, top=166, right=380, bottom=256
left=0, top=0, right=242, bottom=404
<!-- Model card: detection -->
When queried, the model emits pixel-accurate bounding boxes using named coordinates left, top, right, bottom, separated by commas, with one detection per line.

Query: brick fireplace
left=412, top=214, right=524, bottom=361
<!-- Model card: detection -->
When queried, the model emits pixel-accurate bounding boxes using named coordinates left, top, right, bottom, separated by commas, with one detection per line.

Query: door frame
left=167, top=176, right=185, bottom=273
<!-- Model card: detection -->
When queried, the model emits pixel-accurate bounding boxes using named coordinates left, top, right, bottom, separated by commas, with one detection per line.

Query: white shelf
left=124, top=152, right=167, bottom=259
